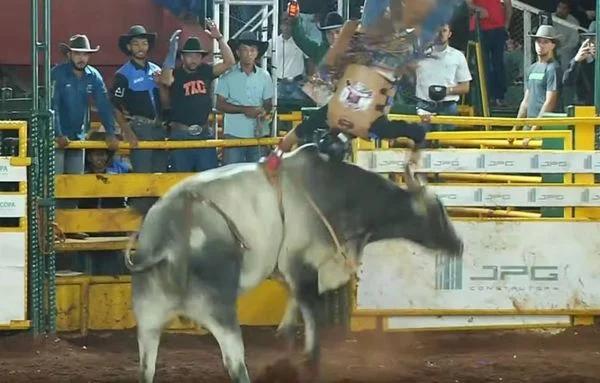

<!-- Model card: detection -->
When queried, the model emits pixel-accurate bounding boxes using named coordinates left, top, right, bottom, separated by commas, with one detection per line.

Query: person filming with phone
left=563, top=23, right=597, bottom=106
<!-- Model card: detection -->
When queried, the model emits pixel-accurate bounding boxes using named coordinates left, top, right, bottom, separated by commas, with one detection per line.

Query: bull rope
left=186, top=193, right=251, bottom=251
left=287, top=174, right=357, bottom=271
left=261, top=160, right=354, bottom=272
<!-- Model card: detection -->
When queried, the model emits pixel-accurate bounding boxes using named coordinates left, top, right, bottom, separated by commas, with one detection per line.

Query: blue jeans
left=278, top=80, right=309, bottom=102
left=169, top=129, right=218, bottom=172
left=361, top=0, right=389, bottom=28
left=222, top=134, right=268, bottom=165
left=481, top=28, right=508, bottom=101
left=417, top=100, right=459, bottom=132
left=129, top=119, right=168, bottom=213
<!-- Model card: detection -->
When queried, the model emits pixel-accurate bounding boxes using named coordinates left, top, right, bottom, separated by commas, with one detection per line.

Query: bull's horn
left=404, top=162, right=422, bottom=192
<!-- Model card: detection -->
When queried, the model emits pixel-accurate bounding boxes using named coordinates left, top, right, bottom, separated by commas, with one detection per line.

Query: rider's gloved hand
left=259, top=147, right=284, bottom=172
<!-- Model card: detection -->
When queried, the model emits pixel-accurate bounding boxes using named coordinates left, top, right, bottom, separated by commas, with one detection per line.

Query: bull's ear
left=411, top=193, right=428, bottom=216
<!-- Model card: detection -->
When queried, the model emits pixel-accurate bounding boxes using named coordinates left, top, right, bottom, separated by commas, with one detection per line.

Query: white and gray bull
left=125, top=144, right=463, bottom=383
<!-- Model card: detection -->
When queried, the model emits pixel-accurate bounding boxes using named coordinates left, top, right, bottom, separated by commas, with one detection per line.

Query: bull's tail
left=124, top=232, right=167, bottom=273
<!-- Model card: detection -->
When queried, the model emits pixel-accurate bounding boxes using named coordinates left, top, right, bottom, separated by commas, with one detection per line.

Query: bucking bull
left=125, top=144, right=463, bottom=382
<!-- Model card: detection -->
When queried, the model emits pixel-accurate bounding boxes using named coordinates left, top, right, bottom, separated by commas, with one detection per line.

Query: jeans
left=480, top=28, right=508, bottom=101
left=222, top=134, right=268, bottom=165
left=129, top=118, right=168, bottom=213
left=416, top=100, right=459, bottom=132
left=278, top=80, right=309, bottom=102
left=56, top=146, right=85, bottom=209
left=169, top=129, right=218, bottom=172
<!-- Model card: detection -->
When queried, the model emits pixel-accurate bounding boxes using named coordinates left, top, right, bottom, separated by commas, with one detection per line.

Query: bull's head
left=403, top=162, right=463, bottom=256
left=365, top=161, right=463, bottom=258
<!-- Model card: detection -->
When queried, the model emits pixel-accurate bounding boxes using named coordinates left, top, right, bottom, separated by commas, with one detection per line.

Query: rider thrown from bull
left=264, top=0, right=462, bottom=166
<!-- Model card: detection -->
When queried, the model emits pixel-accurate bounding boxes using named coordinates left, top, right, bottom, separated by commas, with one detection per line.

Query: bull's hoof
left=300, top=353, right=321, bottom=383
left=275, top=326, right=298, bottom=354
left=254, top=358, right=300, bottom=383
left=301, top=351, right=321, bottom=370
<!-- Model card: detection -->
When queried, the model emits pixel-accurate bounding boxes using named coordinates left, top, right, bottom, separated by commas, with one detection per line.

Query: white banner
left=429, top=185, right=600, bottom=207
left=0, top=157, right=26, bottom=182
left=355, top=150, right=600, bottom=174
left=385, top=315, right=571, bottom=330
left=356, top=222, right=600, bottom=313
left=0, top=232, right=26, bottom=324
left=0, top=195, right=26, bottom=217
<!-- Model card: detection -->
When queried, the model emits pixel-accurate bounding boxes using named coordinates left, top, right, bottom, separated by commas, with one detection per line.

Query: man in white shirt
left=270, top=16, right=309, bottom=101
left=415, top=23, right=472, bottom=132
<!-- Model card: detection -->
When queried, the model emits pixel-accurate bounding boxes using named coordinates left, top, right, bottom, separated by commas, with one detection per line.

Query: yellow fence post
left=574, top=106, right=600, bottom=218
left=572, top=106, right=598, bottom=326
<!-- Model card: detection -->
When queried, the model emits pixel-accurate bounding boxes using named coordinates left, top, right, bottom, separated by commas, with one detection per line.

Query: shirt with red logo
left=169, top=64, right=216, bottom=126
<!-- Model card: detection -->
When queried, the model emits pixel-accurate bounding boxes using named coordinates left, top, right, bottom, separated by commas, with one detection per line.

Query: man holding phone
left=563, top=23, right=596, bottom=106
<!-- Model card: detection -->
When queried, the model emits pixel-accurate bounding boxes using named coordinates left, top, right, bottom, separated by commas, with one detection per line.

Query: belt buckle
left=188, top=124, right=205, bottom=136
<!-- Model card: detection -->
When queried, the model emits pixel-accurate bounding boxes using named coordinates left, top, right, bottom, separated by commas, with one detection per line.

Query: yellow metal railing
left=52, top=111, right=600, bottom=332
left=55, top=110, right=600, bottom=250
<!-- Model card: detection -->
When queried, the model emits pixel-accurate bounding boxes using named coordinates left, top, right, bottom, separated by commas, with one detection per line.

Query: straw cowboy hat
left=227, top=31, right=269, bottom=58
left=317, top=11, right=344, bottom=31
left=118, top=25, right=157, bottom=55
left=59, top=34, right=100, bottom=55
left=179, top=37, right=209, bottom=54
left=528, top=25, right=562, bottom=41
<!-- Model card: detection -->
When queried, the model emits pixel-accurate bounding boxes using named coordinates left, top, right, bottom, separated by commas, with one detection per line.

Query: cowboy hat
left=528, top=25, right=562, bottom=41
left=59, top=34, right=100, bottom=55
left=118, top=25, right=157, bottom=55
left=581, top=21, right=597, bottom=38
left=317, top=11, right=344, bottom=31
left=180, top=37, right=208, bottom=54
left=227, top=31, right=269, bottom=58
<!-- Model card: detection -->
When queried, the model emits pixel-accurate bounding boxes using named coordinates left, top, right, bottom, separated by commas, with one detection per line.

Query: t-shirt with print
left=170, top=64, right=216, bottom=126
left=525, top=60, right=561, bottom=119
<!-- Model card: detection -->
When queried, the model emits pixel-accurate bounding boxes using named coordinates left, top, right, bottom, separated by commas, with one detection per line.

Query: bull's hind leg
left=286, top=262, right=322, bottom=368
left=187, top=303, right=250, bottom=383
left=184, top=242, right=250, bottom=383
left=276, top=296, right=299, bottom=350
left=133, top=292, right=175, bottom=383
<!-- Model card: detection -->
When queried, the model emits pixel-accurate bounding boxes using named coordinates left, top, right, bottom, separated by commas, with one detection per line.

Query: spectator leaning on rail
left=563, top=23, right=596, bottom=106
left=466, top=0, right=512, bottom=107
left=51, top=34, right=119, bottom=211
left=159, top=20, right=235, bottom=172
left=511, top=25, right=562, bottom=146
left=215, top=31, right=274, bottom=164
left=110, top=25, right=166, bottom=214
left=415, top=23, right=472, bottom=133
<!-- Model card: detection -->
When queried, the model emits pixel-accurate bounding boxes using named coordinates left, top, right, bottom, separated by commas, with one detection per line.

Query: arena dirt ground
left=0, top=325, right=599, bottom=382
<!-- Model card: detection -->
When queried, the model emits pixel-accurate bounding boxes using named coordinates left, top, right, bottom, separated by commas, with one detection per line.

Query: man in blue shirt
left=111, top=25, right=165, bottom=214
left=216, top=31, right=274, bottom=164
left=52, top=34, right=119, bottom=210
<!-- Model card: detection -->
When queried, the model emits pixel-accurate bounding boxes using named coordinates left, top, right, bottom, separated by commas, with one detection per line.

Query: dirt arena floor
left=1, top=325, right=599, bottom=382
